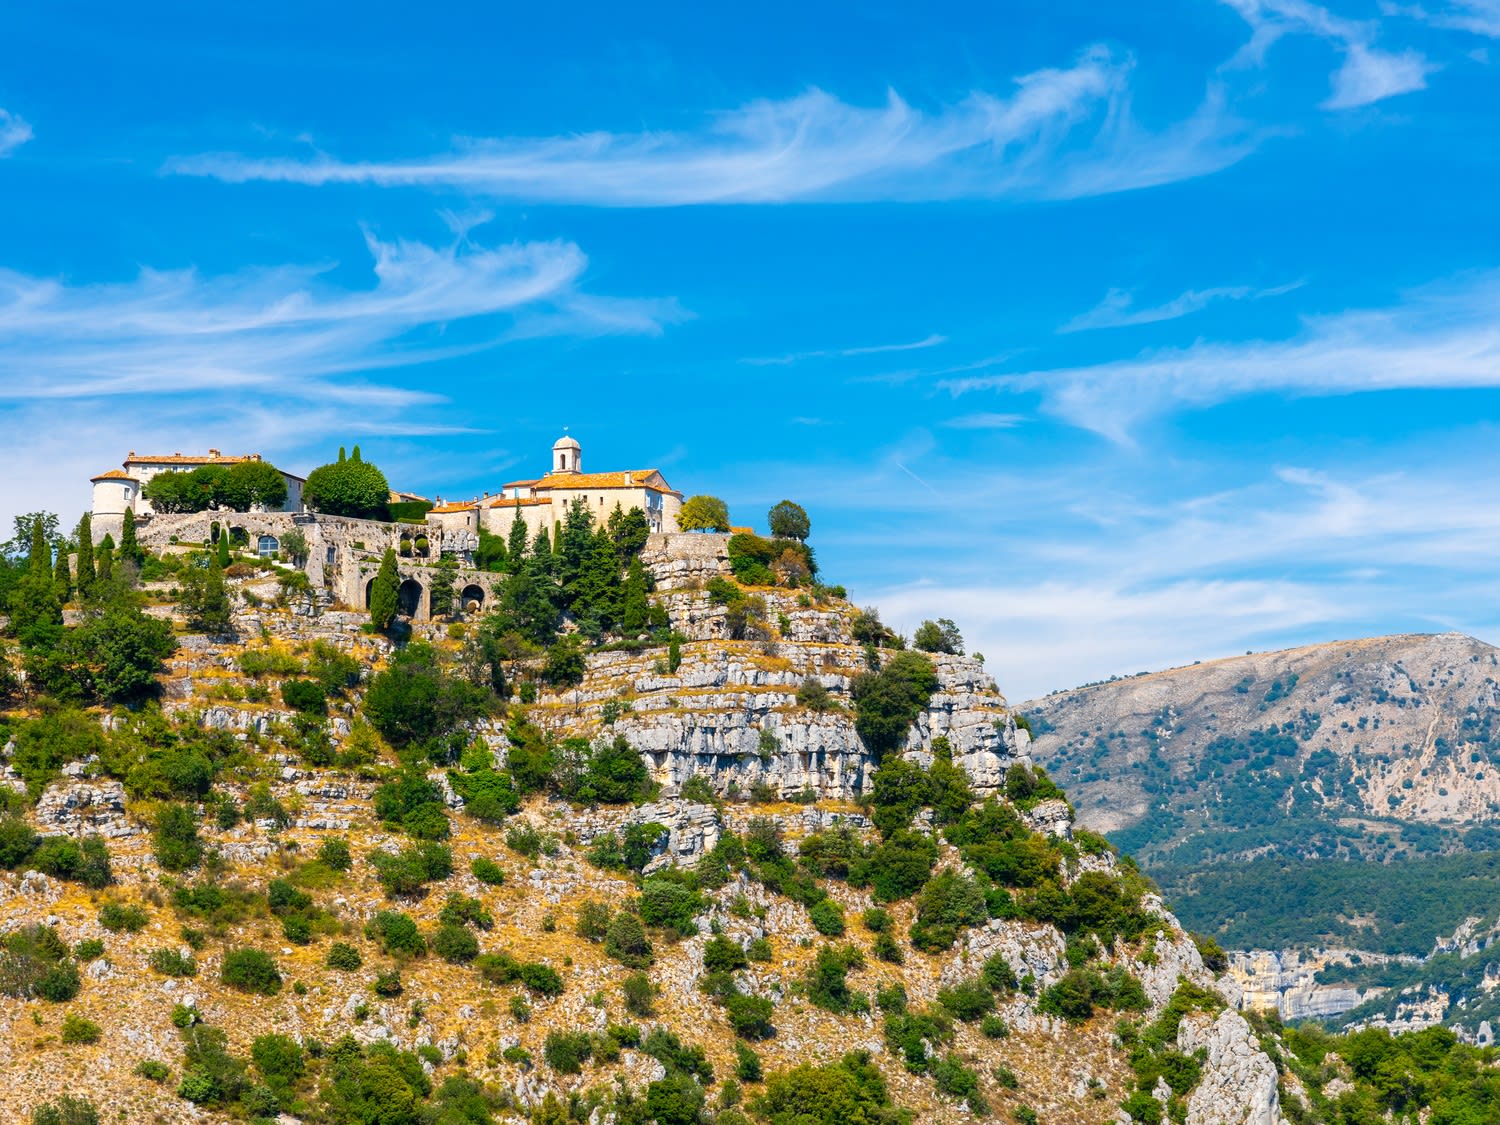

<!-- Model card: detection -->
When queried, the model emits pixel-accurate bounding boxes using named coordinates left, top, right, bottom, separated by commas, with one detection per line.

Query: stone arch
left=398, top=578, right=425, bottom=617
left=364, top=576, right=377, bottom=608
left=460, top=583, right=486, bottom=613
left=227, top=525, right=250, bottom=548
left=256, top=534, right=280, bottom=559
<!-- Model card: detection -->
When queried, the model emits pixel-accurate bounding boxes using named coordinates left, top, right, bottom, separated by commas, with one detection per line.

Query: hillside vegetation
left=0, top=505, right=1274, bottom=1125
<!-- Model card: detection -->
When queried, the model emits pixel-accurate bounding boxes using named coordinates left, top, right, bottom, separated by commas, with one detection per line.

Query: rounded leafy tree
left=304, top=447, right=390, bottom=520
left=767, top=500, right=810, bottom=541
left=677, top=495, right=731, bottom=533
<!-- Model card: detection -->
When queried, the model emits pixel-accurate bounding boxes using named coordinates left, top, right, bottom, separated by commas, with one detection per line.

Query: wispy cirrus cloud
left=743, top=333, right=946, bottom=367
left=0, top=228, right=682, bottom=402
left=167, top=46, right=1261, bottom=205
left=1223, top=0, right=1434, bottom=108
left=0, top=228, right=682, bottom=530
left=1388, top=0, right=1500, bottom=37
left=0, top=108, right=32, bottom=157
left=941, top=412, right=1026, bottom=430
left=1059, top=280, right=1303, bottom=333
left=943, top=272, right=1500, bottom=443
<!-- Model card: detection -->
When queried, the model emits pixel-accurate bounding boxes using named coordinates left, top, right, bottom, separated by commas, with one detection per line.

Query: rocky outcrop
left=33, top=780, right=138, bottom=838
left=1178, top=1010, right=1283, bottom=1125
left=1228, top=948, right=1401, bottom=1022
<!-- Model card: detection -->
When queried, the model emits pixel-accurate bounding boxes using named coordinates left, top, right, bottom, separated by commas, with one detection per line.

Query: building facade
left=425, top=435, right=683, bottom=542
left=89, top=450, right=306, bottom=541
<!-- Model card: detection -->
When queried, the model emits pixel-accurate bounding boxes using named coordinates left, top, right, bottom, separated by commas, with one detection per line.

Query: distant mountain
left=1023, top=633, right=1500, bottom=957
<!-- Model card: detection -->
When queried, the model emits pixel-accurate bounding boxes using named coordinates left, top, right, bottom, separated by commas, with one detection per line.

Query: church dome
left=553, top=434, right=581, bottom=450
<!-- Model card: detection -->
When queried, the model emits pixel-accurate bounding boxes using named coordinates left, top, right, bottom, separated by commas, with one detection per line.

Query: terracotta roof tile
left=532, top=469, right=676, bottom=492
left=125, top=453, right=256, bottom=466
left=90, top=469, right=138, bottom=482
left=486, top=496, right=553, bottom=508
left=429, top=501, right=478, bottom=514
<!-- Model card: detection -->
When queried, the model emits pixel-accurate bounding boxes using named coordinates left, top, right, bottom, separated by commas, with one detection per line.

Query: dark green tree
left=620, top=556, right=649, bottom=634
left=505, top=510, right=529, bottom=572
left=218, top=460, right=288, bottom=511
left=182, top=554, right=232, bottom=635
left=95, top=534, right=115, bottom=586
left=303, top=452, right=390, bottom=519
left=429, top=555, right=458, bottom=619
left=767, top=500, right=811, bottom=541
left=74, top=515, right=96, bottom=601
left=119, top=508, right=144, bottom=568
left=52, top=537, right=71, bottom=602
left=914, top=618, right=964, bottom=655
left=369, top=548, right=400, bottom=631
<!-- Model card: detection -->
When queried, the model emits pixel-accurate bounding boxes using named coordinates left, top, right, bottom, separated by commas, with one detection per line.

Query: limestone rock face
left=33, top=780, right=138, bottom=838
left=1178, top=1010, right=1283, bottom=1125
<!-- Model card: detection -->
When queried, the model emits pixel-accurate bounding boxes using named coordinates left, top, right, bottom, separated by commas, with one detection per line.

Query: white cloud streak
left=743, top=333, right=946, bottom=367
left=1058, top=280, right=1303, bottom=333
left=1390, top=1, right=1500, bottom=37
left=0, top=228, right=682, bottom=402
left=1223, top=0, right=1434, bottom=108
left=0, top=108, right=31, bottom=157
left=943, top=272, right=1500, bottom=443
left=167, top=47, right=1261, bottom=205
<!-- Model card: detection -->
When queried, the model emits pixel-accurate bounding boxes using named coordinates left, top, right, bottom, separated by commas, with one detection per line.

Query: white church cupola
left=552, top=433, right=582, bottom=474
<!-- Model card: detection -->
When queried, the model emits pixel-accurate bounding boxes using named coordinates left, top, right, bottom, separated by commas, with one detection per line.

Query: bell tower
left=552, top=432, right=581, bottom=474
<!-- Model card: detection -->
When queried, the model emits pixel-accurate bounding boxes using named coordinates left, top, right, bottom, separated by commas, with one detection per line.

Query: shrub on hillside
left=220, top=948, right=281, bottom=995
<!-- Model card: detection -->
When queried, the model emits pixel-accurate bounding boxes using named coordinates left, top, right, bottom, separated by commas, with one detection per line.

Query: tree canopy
left=767, top=500, right=811, bottom=541
left=677, top=495, right=730, bottom=533
left=303, top=450, right=390, bottom=520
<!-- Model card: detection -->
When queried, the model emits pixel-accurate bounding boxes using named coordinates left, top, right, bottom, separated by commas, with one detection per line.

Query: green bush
left=543, top=1030, right=592, bottom=1074
left=471, top=856, right=506, bottom=885
left=152, top=803, right=203, bottom=872
left=910, top=869, right=987, bottom=952
left=134, top=1059, right=170, bottom=1082
left=937, top=979, right=994, bottom=1021
left=622, top=971, right=656, bottom=1017
left=433, top=924, right=480, bottom=965
left=99, top=901, right=149, bottom=933
left=808, top=898, right=846, bottom=936
left=316, top=837, right=353, bottom=872
left=148, top=948, right=197, bottom=977
left=365, top=911, right=426, bottom=957
left=324, top=942, right=361, bottom=971
left=280, top=678, right=327, bottom=714
left=61, top=1013, right=102, bottom=1044
left=220, top=948, right=282, bottom=995
left=30, top=1096, right=99, bottom=1125
left=73, top=939, right=104, bottom=961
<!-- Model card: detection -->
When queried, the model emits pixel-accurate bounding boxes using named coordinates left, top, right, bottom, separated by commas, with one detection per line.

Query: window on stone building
left=257, top=535, right=279, bottom=559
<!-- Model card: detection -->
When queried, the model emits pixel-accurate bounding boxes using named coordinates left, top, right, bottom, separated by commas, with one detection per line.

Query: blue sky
left=3, top=0, right=1500, bottom=699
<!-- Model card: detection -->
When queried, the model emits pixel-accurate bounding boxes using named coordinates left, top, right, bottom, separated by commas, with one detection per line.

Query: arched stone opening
left=228, top=526, right=250, bottom=548
left=364, top=577, right=377, bottom=608
left=257, top=534, right=279, bottom=559
left=398, top=578, right=425, bottom=617
left=460, top=584, right=486, bottom=613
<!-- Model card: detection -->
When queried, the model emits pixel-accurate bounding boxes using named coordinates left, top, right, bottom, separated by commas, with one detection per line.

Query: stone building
left=90, top=450, right=306, bottom=541
left=426, top=434, right=684, bottom=542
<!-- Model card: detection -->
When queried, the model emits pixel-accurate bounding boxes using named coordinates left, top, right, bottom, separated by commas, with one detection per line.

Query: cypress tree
left=351, top=445, right=362, bottom=463
left=74, top=515, right=95, bottom=601
left=216, top=530, right=231, bottom=568
left=96, top=533, right=115, bottom=586
left=369, top=548, right=400, bottom=631
left=192, top=554, right=232, bottom=635
left=52, top=539, right=71, bottom=602
left=621, top=556, right=649, bottom=635
left=27, top=515, right=49, bottom=576
left=120, top=508, right=143, bottom=568
left=558, top=499, right=595, bottom=594
left=338, top=446, right=347, bottom=463
left=505, top=510, right=528, bottom=574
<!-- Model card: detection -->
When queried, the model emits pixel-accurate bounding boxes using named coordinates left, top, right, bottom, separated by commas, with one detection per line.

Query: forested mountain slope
left=1024, top=633, right=1500, bottom=956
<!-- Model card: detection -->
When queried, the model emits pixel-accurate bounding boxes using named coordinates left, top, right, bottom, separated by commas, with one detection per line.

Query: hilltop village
left=88, top=436, right=686, bottom=622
